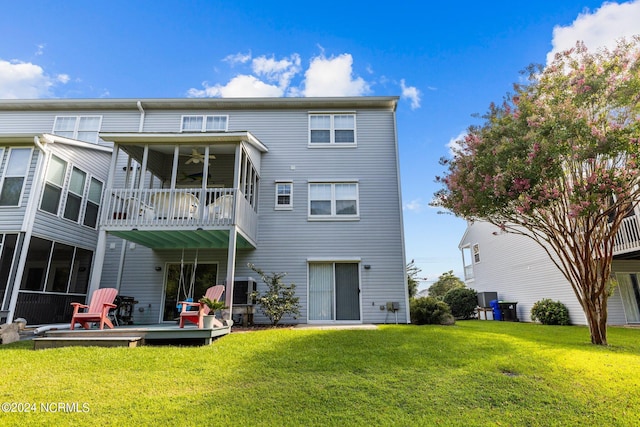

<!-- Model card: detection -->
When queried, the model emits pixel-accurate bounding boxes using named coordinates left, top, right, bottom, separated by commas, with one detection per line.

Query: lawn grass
left=1, top=321, right=639, bottom=426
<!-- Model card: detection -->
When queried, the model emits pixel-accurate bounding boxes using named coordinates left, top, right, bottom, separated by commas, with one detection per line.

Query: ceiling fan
left=182, top=148, right=216, bottom=164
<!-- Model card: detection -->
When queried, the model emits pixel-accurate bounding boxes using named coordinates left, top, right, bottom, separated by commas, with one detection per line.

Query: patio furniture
left=70, top=288, right=118, bottom=330
left=206, top=195, right=234, bottom=220
left=179, top=285, right=225, bottom=329
left=150, top=192, right=199, bottom=219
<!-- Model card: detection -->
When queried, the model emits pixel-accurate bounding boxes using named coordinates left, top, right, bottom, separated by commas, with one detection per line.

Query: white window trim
left=308, top=181, right=360, bottom=221
left=180, top=115, right=229, bottom=132
left=53, top=115, right=103, bottom=144
left=39, top=154, right=68, bottom=217
left=62, top=167, right=87, bottom=223
left=39, top=155, right=103, bottom=229
left=460, top=245, right=475, bottom=282
left=275, top=180, right=293, bottom=210
left=472, top=243, right=481, bottom=264
left=308, top=113, right=357, bottom=147
left=82, top=177, right=104, bottom=229
left=0, top=147, right=32, bottom=208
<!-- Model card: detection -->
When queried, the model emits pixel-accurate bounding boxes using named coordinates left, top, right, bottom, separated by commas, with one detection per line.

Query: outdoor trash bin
left=498, top=302, right=519, bottom=322
left=490, top=300, right=502, bottom=321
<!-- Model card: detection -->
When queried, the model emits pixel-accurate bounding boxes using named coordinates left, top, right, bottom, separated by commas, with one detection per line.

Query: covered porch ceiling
left=108, top=229, right=255, bottom=249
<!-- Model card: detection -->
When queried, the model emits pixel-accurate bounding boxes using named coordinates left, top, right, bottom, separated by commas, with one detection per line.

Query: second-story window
left=309, top=182, right=359, bottom=219
left=40, top=155, right=67, bottom=214
left=53, top=116, right=102, bottom=144
left=0, top=148, right=32, bottom=207
left=63, top=167, right=86, bottom=222
left=309, top=114, right=356, bottom=145
left=181, top=115, right=228, bottom=132
left=83, top=178, right=103, bottom=228
left=275, top=181, right=293, bottom=210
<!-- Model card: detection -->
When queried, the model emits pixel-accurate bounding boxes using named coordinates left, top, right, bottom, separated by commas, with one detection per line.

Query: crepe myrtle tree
left=434, top=38, right=640, bottom=345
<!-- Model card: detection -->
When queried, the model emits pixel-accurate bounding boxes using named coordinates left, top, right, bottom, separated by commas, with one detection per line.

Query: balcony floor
left=109, top=228, right=255, bottom=249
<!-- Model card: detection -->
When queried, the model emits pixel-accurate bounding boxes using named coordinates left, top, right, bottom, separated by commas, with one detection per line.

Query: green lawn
left=1, top=321, right=639, bottom=426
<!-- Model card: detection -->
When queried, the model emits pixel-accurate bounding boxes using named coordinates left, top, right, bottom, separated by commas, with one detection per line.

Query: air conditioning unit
left=231, top=277, right=256, bottom=305
left=477, top=292, right=498, bottom=308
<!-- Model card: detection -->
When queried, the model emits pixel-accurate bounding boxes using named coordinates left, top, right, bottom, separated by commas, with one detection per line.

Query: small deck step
left=33, top=336, right=143, bottom=350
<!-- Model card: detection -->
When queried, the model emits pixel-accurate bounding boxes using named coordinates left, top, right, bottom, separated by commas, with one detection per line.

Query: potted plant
left=199, top=297, right=227, bottom=328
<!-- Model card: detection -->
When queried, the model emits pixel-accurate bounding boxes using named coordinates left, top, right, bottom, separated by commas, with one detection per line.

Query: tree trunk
left=583, top=296, right=608, bottom=346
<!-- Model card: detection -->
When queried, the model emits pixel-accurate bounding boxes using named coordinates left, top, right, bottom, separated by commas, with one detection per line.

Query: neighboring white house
left=459, top=220, right=638, bottom=325
left=0, top=97, right=409, bottom=326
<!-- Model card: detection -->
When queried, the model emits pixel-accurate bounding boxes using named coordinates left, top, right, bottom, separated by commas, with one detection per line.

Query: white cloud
left=404, top=198, right=425, bottom=213
left=302, top=53, right=370, bottom=97
left=400, top=79, right=421, bottom=110
left=223, top=52, right=252, bottom=65
left=446, top=131, right=467, bottom=157
left=187, top=74, right=283, bottom=98
left=547, top=0, right=640, bottom=64
left=252, top=54, right=301, bottom=89
left=0, top=59, right=67, bottom=99
left=188, top=51, right=373, bottom=98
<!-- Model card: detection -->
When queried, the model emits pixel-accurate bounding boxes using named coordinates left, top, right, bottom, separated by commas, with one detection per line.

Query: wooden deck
left=32, top=323, right=231, bottom=350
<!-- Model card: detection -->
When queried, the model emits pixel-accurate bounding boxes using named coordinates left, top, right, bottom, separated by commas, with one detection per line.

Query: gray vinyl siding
left=0, top=147, right=39, bottom=231
left=31, top=143, right=111, bottom=249
left=0, top=109, right=140, bottom=148
left=461, top=220, right=631, bottom=326
left=1, top=98, right=407, bottom=325
left=240, top=108, right=406, bottom=323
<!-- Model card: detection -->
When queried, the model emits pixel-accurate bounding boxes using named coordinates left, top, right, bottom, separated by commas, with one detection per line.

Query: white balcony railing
left=102, top=188, right=257, bottom=240
left=613, top=215, right=640, bottom=255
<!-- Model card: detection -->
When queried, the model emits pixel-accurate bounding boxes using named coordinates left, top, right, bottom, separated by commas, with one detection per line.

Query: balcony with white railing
left=101, top=188, right=258, bottom=249
left=613, top=214, right=640, bottom=256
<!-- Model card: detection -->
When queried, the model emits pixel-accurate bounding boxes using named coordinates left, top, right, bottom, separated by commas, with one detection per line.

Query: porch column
left=224, top=228, right=237, bottom=323
left=87, top=229, right=108, bottom=298
left=5, top=233, right=28, bottom=323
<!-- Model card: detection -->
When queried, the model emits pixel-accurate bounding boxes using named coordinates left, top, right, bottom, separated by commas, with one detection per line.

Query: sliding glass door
left=163, top=262, right=218, bottom=321
left=309, top=262, right=360, bottom=322
left=615, top=273, right=640, bottom=323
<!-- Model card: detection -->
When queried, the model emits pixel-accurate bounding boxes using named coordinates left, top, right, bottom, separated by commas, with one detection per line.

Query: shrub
left=530, top=299, right=571, bottom=325
left=248, top=263, right=300, bottom=326
left=443, top=288, right=478, bottom=319
left=410, top=297, right=455, bottom=325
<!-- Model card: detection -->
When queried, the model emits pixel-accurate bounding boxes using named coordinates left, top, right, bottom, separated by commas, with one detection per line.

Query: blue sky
left=1, top=0, right=639, bottom=290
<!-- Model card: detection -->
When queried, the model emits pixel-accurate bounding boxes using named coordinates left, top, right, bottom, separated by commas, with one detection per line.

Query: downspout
left=137, top=101, right=145, bottom=132
left=33, top=135, right=48, bottom=153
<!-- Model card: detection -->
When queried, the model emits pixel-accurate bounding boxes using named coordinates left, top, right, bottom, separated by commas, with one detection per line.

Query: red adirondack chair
left=70, top=288, right=118, bottom=330
left=179, top=285, right=225, bottom=328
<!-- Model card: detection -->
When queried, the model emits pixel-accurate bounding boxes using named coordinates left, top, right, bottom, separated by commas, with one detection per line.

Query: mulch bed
left=230, top=324, right=295, bottom=333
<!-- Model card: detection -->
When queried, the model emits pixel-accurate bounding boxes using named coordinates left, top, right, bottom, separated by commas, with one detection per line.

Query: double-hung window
left=63, top=167, right=86, bottom=222
left=83, top=178, right=103, bottom=228
left=275, top=181, right=293, bottom=210
left=40, top=155, right=67, bottom=214
left=0, top=148, right=32, bottom=206
left=309, top=114, right=356, bottom=145
left=53, top=116, right=102, bottom=144
left=181, top=115, right=228, bottom=132
left=309, top=182, right=359, bottom=219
